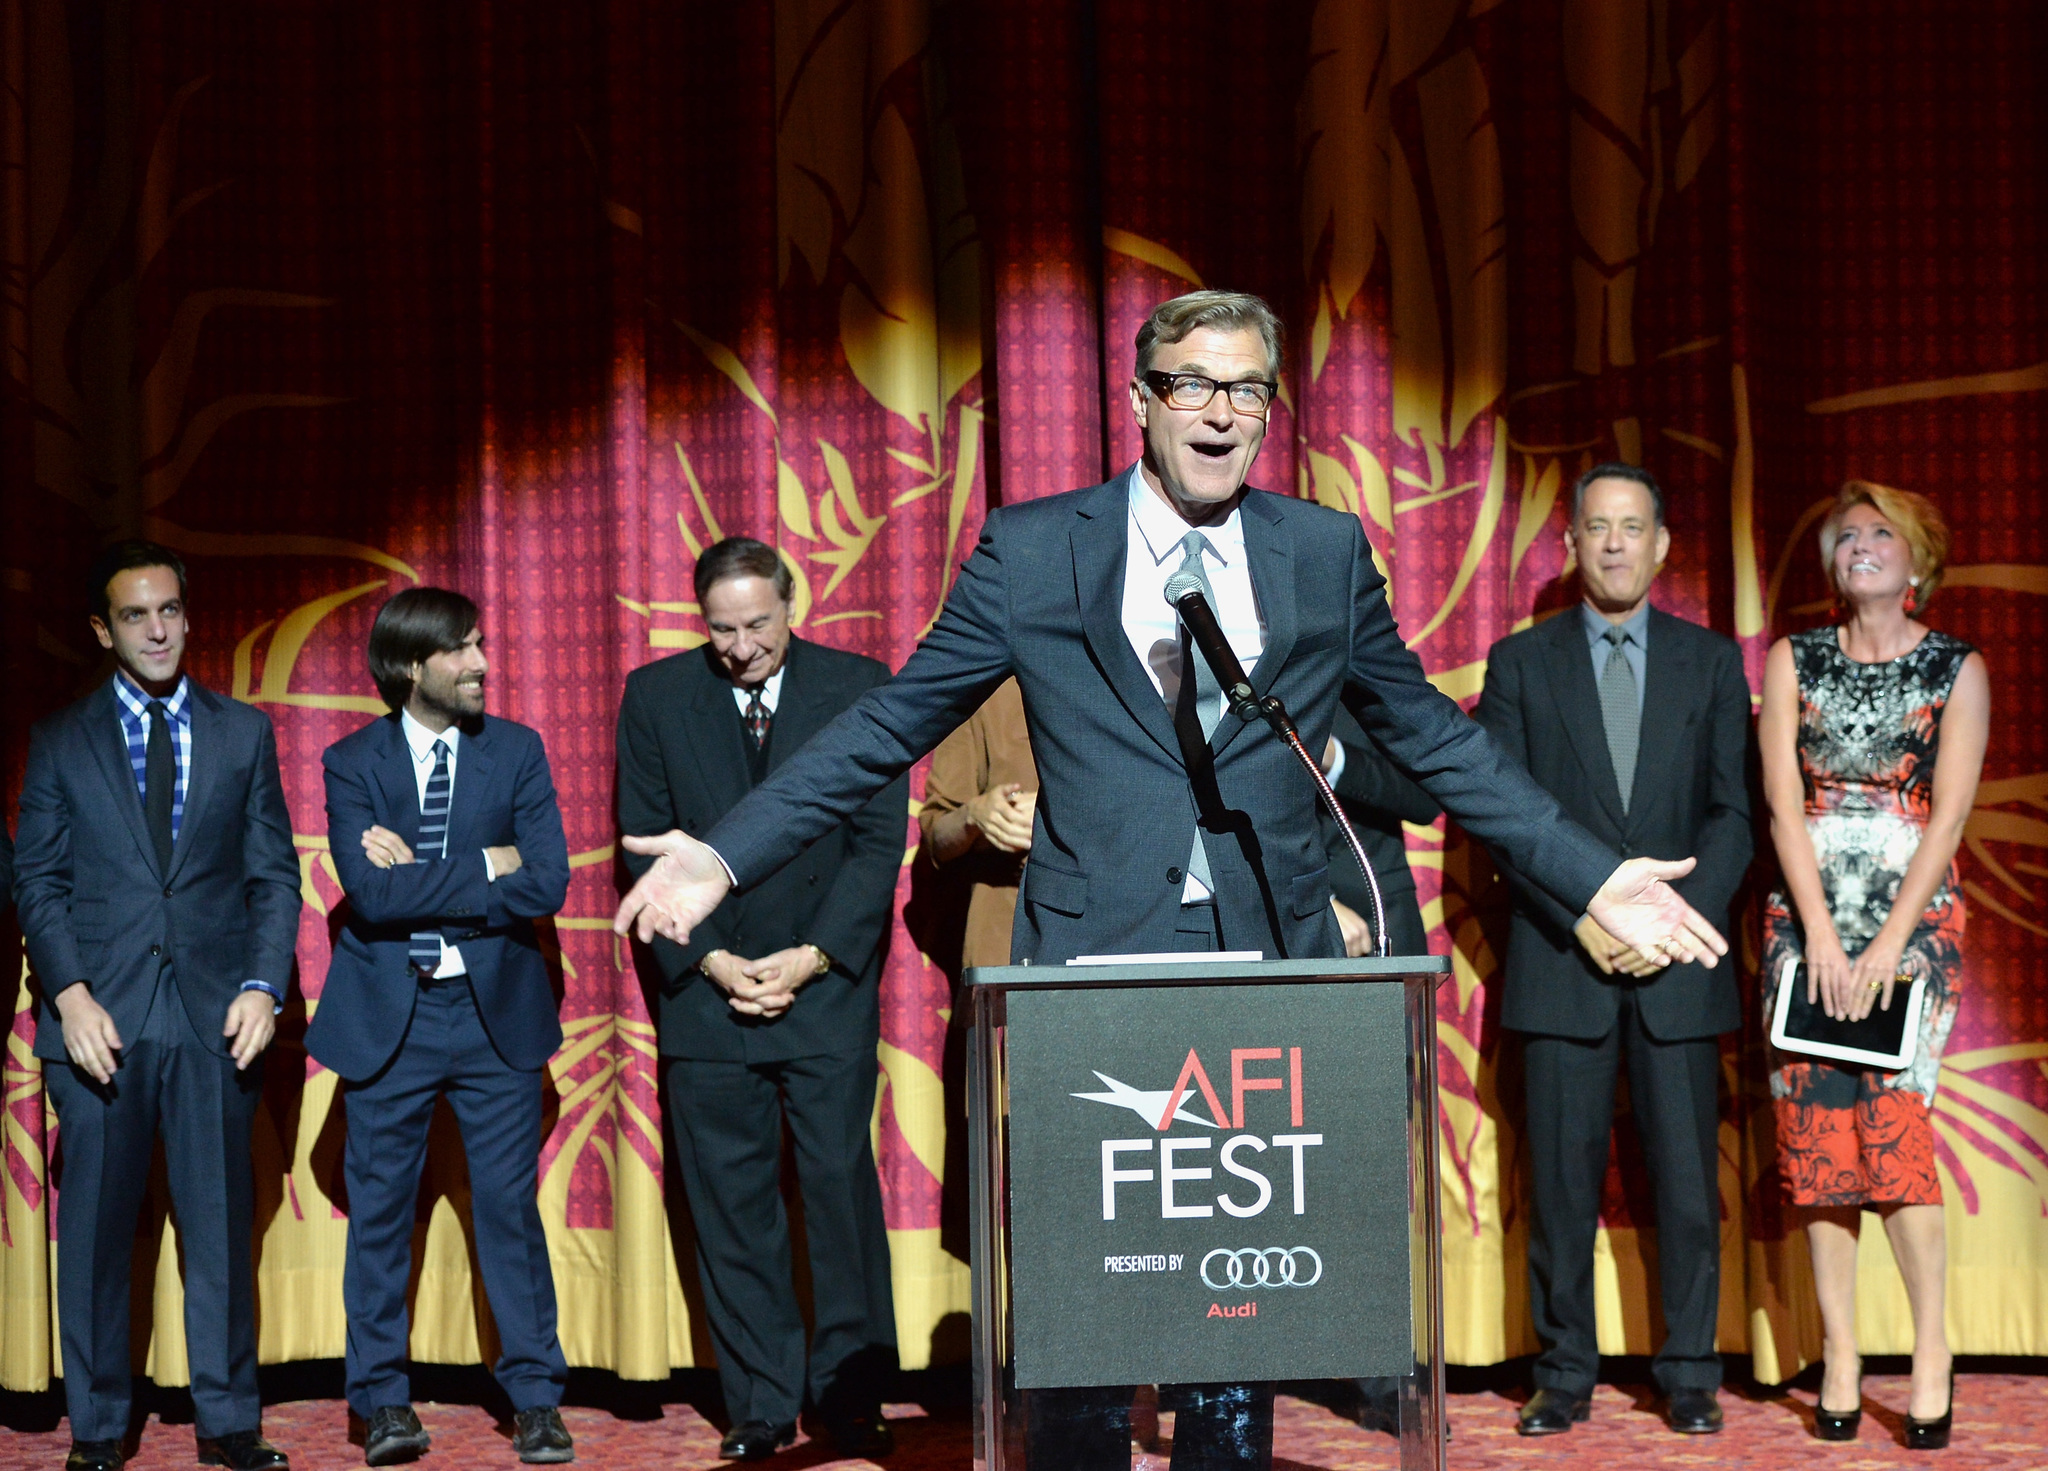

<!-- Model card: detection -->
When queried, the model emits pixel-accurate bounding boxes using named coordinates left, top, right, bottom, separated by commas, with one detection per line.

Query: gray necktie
left=1599, top=625, right=1639, bottom=814
left=1172, top=531, right=1221, bottom=896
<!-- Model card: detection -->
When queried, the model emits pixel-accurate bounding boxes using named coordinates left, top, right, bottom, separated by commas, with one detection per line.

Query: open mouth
left=1189, top=442, right=1235, bottom=460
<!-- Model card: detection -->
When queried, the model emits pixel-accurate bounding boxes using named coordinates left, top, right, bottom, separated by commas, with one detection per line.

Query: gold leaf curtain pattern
left=5, top=0, right=2048, bottom=1391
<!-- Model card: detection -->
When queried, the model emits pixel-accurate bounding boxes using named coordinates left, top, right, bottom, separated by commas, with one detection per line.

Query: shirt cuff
left=1323, top=738, right=1347, bottom=788
left=709, top=845, right=738, bottom=888
left=483, top=847, right=497, bottom=883
left=240, top=979, right=285, bottom=1015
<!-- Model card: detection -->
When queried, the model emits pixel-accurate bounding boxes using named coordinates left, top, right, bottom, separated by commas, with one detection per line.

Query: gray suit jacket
left=17, top=679, right=301, bottom=1062
left=1475, top=606, right=1753, bottom=1040
left=707, top=480, right=1617, bottom=963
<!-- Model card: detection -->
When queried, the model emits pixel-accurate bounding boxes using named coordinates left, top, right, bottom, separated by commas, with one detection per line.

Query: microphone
left=1163, top=574, right=1261, bottom=723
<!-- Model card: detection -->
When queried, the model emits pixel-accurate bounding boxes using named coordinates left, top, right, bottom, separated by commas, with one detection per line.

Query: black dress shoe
left=363, top=1405, right=431, bottom=1466
left=824, top=1410, right=895, bottom=1458
left=512, top=1407, right=575, bottom=1464
left=1664, top=1388, right=1723, bottom=1434
left=1815, top=1354, right=1862, bottom=1441
left=1905, top=1371, right=1954, bottom=1450
left=718, top=1421, right=796, bottom=1461
left=64, top=1442, right=125, bottom=1471
left=1516, top=1387, right=1590, bottom=1435
left=198, top=1430, right=290, bottom=1469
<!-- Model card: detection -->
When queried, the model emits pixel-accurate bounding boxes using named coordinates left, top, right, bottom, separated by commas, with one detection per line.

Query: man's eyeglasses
left=1141, top=370, right=1276, bottom=417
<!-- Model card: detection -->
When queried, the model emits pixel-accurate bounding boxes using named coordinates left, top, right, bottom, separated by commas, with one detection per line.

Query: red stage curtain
left=3, top=0, right=2044, bottom=1387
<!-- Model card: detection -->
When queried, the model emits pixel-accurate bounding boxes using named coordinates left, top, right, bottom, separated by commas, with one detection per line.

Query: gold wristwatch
left=808, top=944, right=832, bottom=977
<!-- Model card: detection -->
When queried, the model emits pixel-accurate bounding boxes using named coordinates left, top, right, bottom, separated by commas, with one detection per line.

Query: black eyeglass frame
left=1140, top=369, right=1278, bottom=417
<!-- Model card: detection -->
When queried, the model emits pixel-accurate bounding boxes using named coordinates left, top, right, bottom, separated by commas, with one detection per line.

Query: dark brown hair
left=1133, top=290, right=1286, bottom=380
left=368, top=587, right=479, bottom=711
left=693, top=536, right=793, bottom=604
left=87, top=540, right=188, bottom=621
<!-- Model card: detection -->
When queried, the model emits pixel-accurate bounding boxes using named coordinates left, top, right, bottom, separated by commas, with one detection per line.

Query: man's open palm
left=615, top=831, right=731, bottom=944
left=1585, top=856, right=1729, bottom=969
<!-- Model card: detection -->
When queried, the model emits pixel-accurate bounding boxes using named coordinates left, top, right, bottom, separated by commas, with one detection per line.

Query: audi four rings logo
left=1200, top=1247, right=1323, bottom=1290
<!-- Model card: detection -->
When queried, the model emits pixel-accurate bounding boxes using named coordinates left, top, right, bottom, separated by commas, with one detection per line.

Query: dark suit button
left=149, top=944, right=162, bottom=957
left=163, top=886, right=173, bottom=898
left=808, top=875, right=818, bottom=886
left=1167, top=866, right=1183, bottom=884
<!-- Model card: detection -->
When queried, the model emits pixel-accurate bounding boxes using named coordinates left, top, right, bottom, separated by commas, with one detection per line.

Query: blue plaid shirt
left=111, top=673, right=280, bottom=1007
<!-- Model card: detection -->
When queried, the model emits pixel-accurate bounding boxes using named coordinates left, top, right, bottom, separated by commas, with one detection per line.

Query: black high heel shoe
left=1905, top=1370, right=1954, bottom=1450
left=1814, top=1357, right=1862, bottom=1442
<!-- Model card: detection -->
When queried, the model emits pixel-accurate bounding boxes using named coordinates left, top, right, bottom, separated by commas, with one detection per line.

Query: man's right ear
left=88, top=615, right=113, bottom=650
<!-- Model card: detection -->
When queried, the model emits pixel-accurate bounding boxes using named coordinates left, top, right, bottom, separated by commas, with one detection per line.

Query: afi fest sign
left=1004, top=983, right=1413, bottom=1388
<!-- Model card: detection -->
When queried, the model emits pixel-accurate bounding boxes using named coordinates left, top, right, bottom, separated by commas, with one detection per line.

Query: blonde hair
left=1819, top=479, right=1950, bottom=606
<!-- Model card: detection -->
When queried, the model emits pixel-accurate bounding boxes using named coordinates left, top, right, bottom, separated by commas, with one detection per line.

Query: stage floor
left=4, top=1373, right=2044, bottom=1468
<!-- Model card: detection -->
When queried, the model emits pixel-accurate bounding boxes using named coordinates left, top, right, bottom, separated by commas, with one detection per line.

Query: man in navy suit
left=306, top=588, right=574, bottom=1467
left=617, top=292, right=1728, bottom=1467
left=17, top=542, right=300, bottom=1471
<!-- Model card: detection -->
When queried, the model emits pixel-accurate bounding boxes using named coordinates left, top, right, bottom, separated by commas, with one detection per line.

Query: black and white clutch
left=1769, top=954, right=1926, bottom=1070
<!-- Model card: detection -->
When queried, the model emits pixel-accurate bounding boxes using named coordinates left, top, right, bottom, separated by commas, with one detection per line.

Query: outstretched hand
left=615, top=831, right=732, bottom=945
left=1585, top=856, right=1728, bottom=970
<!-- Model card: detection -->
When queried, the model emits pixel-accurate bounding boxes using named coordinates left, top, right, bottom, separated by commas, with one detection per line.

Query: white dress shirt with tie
left=1120, top=465, right=1266, bottom=903
left=399, top=707, right=502, bottom=978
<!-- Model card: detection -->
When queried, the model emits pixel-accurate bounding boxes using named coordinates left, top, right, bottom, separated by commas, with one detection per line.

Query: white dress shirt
left=729, top=665, right=787, bottom=717
left=399, top=708, right=496, bottom=977
left=1121, top=465, right=1266, bottom=902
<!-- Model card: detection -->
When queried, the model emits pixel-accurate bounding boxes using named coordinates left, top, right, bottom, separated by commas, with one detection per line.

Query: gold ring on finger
left=1868, top=979, right=1884, bottom=991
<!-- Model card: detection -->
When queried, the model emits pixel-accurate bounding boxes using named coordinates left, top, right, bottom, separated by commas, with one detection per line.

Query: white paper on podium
left=1064, top=951, right=1264, bottom=966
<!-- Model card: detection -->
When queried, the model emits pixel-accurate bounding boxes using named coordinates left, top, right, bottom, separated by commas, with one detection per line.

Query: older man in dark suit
left=616, top=537, right=906, bottom=1463
left=1476, top=464, right=1753, bottom=1438
left=307, top=588, right=574, bottom=1467
left=615, top=294, right=1728, bottom=1469
left=17, top=542, right=300, bottom=1471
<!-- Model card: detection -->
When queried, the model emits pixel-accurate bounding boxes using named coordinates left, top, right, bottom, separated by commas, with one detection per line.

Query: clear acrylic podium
left=965, top=956, right=1452, bottom=1471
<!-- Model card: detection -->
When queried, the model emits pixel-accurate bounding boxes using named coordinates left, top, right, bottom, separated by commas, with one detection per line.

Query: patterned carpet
left=4, top=1371, right=2045, bottom=1469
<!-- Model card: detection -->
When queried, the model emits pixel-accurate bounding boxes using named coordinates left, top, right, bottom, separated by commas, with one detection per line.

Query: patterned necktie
left=744, top=687, right=771, bottom=749
left=1599, top=626, right=1640, bottom=815
left=145, top=700, right=176, bottom=871
left=1171, top=531, right=1221, bottom=896
left=408, top=738, right=452, bottom=974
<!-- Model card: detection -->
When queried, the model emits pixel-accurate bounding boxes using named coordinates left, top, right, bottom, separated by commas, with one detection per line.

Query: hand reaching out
left=1585, top=856, right=1728, bottom=970
left=615, top=831, right=733, bottom=945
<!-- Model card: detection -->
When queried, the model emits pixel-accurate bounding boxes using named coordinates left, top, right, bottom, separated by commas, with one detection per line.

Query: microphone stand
left=1167, top=581, right=1391, bottom=959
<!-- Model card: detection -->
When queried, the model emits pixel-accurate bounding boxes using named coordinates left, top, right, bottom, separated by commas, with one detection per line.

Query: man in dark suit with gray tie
left=615, top=293, right=1730, bottom=1468
left=307, top=588, right=574, bottom=1467
left=17, top=542, right=301, bottom=1471
left=616, top=537, right=906, bottom=1463
left=1475, top=465, right=1753, bottom=1439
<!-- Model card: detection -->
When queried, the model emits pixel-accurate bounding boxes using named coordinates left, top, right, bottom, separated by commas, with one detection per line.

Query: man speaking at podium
left=617, top=290, right=1727, bottom=1468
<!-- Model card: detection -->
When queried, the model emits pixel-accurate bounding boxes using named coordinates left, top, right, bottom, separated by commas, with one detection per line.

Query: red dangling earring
left=1903, top=580, right=1920, bottom=615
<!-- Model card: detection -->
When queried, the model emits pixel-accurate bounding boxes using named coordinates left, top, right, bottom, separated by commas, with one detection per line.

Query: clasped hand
left=699, top=946, right=822, bottom=1017
left=966, top=782, right=1036, bottom=853
left=1804, top=928, right=1906, bottom=1022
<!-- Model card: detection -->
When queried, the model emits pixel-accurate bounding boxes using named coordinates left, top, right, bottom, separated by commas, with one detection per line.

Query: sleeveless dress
left=1763, top=626, right=1974, bottom=1207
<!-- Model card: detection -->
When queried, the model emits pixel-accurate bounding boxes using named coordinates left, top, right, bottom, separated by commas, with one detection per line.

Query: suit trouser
left=1024, top=906, right=1276, bottom=1471
left=341, top=976, right=566, bottom=1416
left=46, top=967, right=262, bottom=1441
left=665, top=1048, right=899, bottom=1429
left=1521, top=989, right=1724, bottom=1397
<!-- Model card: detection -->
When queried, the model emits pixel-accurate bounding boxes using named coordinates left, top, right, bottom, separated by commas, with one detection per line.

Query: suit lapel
left=166, top=683, right=222, bottom=882
left=85, top=683, right=161, bottom=877
left=764, top=639, right=830, bottom=774
left=1544, top=611, right=1628, bottom=828
left=1071, top=482, right=1182, bottom=762
left=446, top=718, right=495, bottom=854
left=1627, top=611, right=1693, bottom=823
left=374, top=716, right=424, bottom=848
left=1213, top=493, right=1294, bottom=760
left=685, top=650, right=753, bottom=806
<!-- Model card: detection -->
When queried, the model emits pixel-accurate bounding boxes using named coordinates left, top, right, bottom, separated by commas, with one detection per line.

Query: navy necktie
left=408, top=738, right=452, bottom=974
left=145, top=700, right=175, bottom=871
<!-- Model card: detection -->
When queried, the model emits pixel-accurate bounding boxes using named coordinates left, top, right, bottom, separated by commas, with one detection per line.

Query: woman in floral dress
left=1759, top=481, right=1988, bottom=1447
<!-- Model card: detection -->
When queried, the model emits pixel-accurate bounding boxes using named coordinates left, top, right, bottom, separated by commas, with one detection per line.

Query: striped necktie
left=408, top=738, right=452, bottom=974
left=1171, top=531, right=1221, bottom=897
